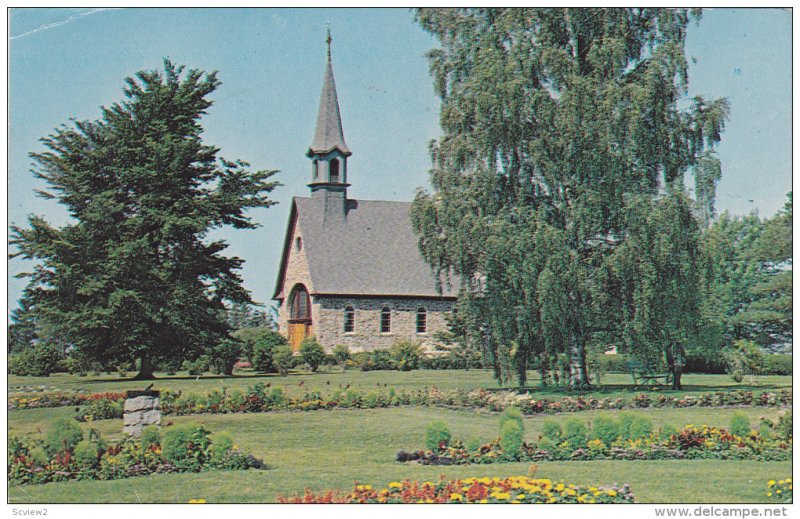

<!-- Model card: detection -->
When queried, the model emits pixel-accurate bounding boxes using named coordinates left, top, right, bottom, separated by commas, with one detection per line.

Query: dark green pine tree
left=411, top=8, right=728, bottom=386
left=10, top=60, right=279, bottom=379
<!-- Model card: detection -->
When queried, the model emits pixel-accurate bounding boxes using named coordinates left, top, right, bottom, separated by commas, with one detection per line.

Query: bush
left=761, top=354, right=792, bottom=376
left=44, top=418, right=84, bottom=456
left=162, top=424, right=213, bottom=469
left=629, top=416, right=654, bottom=440
left=592, top=415, right=619, bottom=446
left=234, top=328, right=287, bottom=372
left=273, top=344, right=294, bottom=375
left=730, top=412, right=751, bottom=437
left=660, top=423, right=679, bottom=440
left=332, top=344, right=351, bottom=367
left=500, top=406, right=524, bottom=435
left=425, top=420, right=451, bottom=451
left=9, top=343, right=63, bottom=377
left=563, top=418, right=588, bottom=449
left=300, top=337, right=325, bottom=372
left=208, top=339, right=241, bottom=376
left=725, top=339, right=765, bottom=380
left=391, top=340, right=422, bottom=371
left=684, top=353, right=727, bottom=374
left=141, top=426, right=161, bottom=451
left=358, top=349, right=396, bottom=371
left=617, top=412, right=637, bottom=440
left=500, top=420, right=524, bottom=459
left=541, top=420, right=562, bottom=441
left=210, top=431, right=235, bottom=459
left=775, top=411, right=792, bottom=441
left=73, top=439, right=103, bottom=466
left=595, top=354, right=629, bottom=373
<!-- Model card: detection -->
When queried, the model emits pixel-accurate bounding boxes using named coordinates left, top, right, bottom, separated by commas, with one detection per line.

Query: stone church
left=273, top=33, right=456, bottom=352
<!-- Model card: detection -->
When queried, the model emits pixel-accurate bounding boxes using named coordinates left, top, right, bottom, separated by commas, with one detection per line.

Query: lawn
left=7, top=369, right=792, bottom=400
left=7, top=405, right=791, bottom=504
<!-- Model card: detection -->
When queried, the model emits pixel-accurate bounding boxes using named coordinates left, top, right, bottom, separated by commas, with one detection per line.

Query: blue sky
left=7, top=8, right=792, bottom=312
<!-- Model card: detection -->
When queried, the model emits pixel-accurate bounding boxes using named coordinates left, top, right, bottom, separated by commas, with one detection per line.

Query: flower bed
left=278, top=476, right=636, bottom=504
left=8, top=421, right=266, bottom=485
left=766, top=478, right=792, bottom=503
left=9, top=386, right=792, bottom=419
left=400, top=425, right=792, bottom=465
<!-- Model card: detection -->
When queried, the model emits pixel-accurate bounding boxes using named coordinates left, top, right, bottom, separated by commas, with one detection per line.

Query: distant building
left=272, top=32, right=456, bottom=352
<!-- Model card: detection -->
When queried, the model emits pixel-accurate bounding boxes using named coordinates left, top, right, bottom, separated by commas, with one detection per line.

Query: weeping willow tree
left=410, top=8, right=728, bottom=387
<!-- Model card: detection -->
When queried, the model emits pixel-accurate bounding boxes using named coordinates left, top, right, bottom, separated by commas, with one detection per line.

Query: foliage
left=226, top=302, right=275, bottom=331
left=592, top=415, right=619, bottom=446
left=411, top=8, right=728, bottom=387
left=724, top=339, right=765, bottom=382
left=279, top=476, right=636, bottom=504
left=43, top=418, right=84, bottom=456
left=272, top=344, right=294, bottom=376
left=499, top=406, right=524, bottom=434
left=8, top=422, right=265, bottom=485
left=499, top=420, right=524, bottom=459
left=729, top=412, right=751, bottom=437
left=233, top=327, right=286, bottom=373
left=424, top=420, right=451, bottom=451
left=563, top=418, right=588, bottom=450
left=9, top=60, right=279, bottom=379
left=207, top=339, right=241, bottom=376
left=541, top=420, right=562, bottom=441
left=140, top=426, right=161, bottom=451
left=332, top=344, right=350, bottom=367
left=390, top=340, right=422, bottom=371
left=299, top=337, right=325, bottom=372
left=9, top=343, right=63, bottom=377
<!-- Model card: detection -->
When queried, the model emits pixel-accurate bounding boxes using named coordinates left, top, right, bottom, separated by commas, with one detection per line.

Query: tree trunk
left=568, top=332, right=591, bottom=388
left=666, top=346, right=683, bottom=390
left=133, top=353, right=156, bottom=380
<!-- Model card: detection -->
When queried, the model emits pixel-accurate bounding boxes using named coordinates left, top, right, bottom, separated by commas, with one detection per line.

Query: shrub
left=332, top=344, right=350, bottom=367
left=500, top=406, right=524, bottom=435
left=541, top=420, right=562, bottom=441
left=391, top=340, right=422, bottom=371
left=660, top=423, right=679, bottom=440
left=596, top=354, right=629, bottom=373
left=359, top=349, right=396, bottom=371
left=273, top=344, right=294, bottom=375
left=44, top=418, right=84, bottom=456
left=300, top=337, right=325, bottom=372
left=617, top=412, right=637, bottom=440
left=235, top=327, right=287, bottom=372
left=592, top=414, right=619, bottom=445
left=761, top=354, right=792, bottom=376
left=500, top=420, right=524, bottom=459
left=208, top=339, right=241, bottom=375
left=730, top=412, right=751, bottom=437
left=162, top=424, right=212, bottom=469
left=73, top=439, right=103, bottom=466
left=629, top=416, right=654, bottom=440
left=425, top=420, right=451, bottom=451
left=563, top=418, right=588, bottom=449
left=725, top=339, right=765, bottom=380
left=10, top=343, right=63, bottom=377
left=210, top=431, right=235, bottom=459
left=775, top=411, right=792, bottom=441
left=140, top=426, right=161, bottom=451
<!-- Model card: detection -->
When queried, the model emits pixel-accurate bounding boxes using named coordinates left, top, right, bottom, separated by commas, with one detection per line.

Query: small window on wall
left=380, top=307, right=391, bottom=333
left=295, top=236, right=302, bottom=251
left=312, top=159, right=319, bottom=179
left=344, top=306, right=354, bottom=333
left=416, top=308, right=427, bottom=334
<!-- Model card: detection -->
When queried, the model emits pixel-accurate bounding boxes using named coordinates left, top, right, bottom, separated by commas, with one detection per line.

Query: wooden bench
left=626, top=361, right=673, bottom=387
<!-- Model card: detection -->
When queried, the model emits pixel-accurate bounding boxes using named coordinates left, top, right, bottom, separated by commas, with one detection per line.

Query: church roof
left=273, top=196, right=458, bottom=299
left=307, top=33, right=351, bottom=157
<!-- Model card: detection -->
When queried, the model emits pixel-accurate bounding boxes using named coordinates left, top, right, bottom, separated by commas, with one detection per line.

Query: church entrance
left=288, top=284, right=312, bottom=352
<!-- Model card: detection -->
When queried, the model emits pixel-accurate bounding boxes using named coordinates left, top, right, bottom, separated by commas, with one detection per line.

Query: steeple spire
left=308, top=26, right=351, bottom=157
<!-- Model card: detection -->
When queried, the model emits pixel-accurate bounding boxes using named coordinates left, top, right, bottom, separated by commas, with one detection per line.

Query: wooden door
left=289, top=322, right=312, bottom=352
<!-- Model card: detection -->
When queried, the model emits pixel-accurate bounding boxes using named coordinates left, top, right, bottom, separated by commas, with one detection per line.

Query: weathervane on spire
left=326, top=23, right=332, bottom=62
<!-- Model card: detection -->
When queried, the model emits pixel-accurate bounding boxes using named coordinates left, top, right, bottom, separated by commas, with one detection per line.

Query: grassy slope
left=8, top=406, right=791, bottom=504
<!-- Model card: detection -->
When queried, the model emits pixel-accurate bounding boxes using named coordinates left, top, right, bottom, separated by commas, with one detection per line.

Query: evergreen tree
left=411, top=8, right=728, bottom=386
left=10, top=61, right=279, bottom=379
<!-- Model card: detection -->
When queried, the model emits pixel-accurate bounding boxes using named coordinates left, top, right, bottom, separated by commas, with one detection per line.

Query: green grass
left=8, top=369, right=792, bottom=401
left=8, top=406, right=791, bottom=503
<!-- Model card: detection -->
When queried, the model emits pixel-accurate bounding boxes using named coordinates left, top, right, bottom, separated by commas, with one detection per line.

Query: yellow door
left=289, top=323, right=312, bottom=352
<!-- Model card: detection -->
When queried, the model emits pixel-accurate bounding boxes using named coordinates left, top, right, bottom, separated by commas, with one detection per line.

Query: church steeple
left=307, top=26, right=350, bottom=223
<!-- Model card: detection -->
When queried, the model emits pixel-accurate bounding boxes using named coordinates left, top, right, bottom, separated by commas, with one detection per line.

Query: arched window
left=312, top=159, right=319, bottom=179
left=344, top=306, right=355, bottom=333
left=289, top=284, right=311, bottom=322
left=329, top=158, right=340, bottom=183
left=380, top=306, right=391, bottom=333
left=416, top=308, right=427, bottom=334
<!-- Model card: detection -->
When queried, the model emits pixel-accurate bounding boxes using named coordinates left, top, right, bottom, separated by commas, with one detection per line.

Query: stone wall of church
left=277, top=220, right=313, bottom=336
left=310, top=296, right=455, bottom=352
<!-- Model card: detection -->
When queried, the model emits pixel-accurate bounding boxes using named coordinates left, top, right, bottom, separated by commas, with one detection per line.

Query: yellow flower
left=389, top=482, right=402, bottom=489
left=188, top=499, right=206, bottom=504
left=517, top=494, right=525, bottom=499
left=450, top=493, right=463, bottom=501
left=607, top=490, right=617, bottom=497
left=767, top=492, right=773, bottom=497
left=768, top=480, right=776, bottom=486
left=479, top=499, right=488, bottom=504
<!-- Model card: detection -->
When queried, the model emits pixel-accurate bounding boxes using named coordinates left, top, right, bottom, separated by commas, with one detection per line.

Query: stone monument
left=123, top=390, right=161, bottom=437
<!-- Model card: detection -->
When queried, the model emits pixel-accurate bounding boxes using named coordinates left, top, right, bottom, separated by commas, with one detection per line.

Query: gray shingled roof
left=308, top=60, right=351, bottom=156
left=277, top=196, right=457, bottom=298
